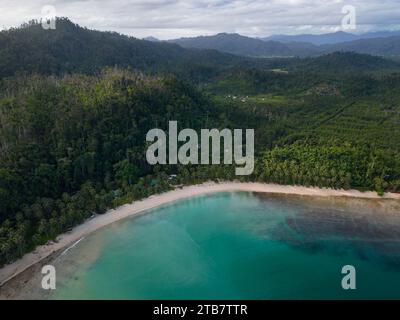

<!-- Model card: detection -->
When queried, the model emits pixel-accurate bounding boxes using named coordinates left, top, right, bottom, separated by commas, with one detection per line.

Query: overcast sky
left=1, top=0, right=400, bottom=39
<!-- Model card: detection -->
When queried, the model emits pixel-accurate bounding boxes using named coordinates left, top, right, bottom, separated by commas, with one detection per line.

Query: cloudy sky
left=1, top=0, right=400, bottom=39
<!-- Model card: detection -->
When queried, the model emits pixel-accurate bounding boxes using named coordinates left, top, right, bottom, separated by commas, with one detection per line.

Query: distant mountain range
left=169, top=33, right=294, bottom=57
left=167, top=31, right=400, bottom=58
left=143, top=36, right=160, bottom=42
left=263, top=30, right=400, bottom=45
left=1, top=18, right=399, bottom=78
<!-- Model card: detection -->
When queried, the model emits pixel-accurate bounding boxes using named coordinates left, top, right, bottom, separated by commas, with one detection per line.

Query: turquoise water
left=49, top=192, right=400, bottom=300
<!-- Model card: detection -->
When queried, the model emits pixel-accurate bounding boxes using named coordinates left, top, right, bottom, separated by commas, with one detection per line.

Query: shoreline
left=1, top=181, right=399, bottom=289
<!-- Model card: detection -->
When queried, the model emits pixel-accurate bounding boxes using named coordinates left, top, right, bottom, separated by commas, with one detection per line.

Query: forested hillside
left=324, top=35, right=400, bottom=56
left=0, top=18, right=253, bottom=78
left=295, top=52, right=400, bottom=73
left=0, top=70, right=229, bottom=265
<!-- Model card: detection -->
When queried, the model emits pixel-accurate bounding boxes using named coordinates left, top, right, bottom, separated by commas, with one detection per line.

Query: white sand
left=1, top=182, right=399, bottom=287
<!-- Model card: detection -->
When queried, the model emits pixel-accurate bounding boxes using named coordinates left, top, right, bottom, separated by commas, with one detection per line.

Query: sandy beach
left=1, top=181, right=399, bottom=293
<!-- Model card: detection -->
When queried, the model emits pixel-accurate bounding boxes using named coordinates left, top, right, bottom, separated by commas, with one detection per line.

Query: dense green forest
left=0, top=70, right=229, bottom=264
left=0, top=19, right=399, bottom=266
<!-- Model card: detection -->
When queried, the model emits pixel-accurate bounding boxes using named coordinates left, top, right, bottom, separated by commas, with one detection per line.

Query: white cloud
left=0, top=0, right=399, bottom=39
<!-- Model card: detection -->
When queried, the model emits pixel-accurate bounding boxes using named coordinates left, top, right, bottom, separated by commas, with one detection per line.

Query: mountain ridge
left=262, top=30, right=400, bottom=45
left=169, top=33, right=297, bottom=57
left=168, top=31, right=400, bottom=57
